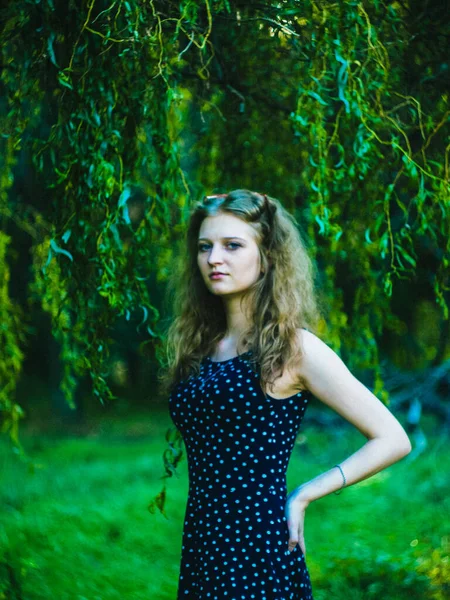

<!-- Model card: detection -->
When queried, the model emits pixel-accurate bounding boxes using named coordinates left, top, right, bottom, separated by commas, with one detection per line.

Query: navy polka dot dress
left=169, top=350, right=314, bottom=599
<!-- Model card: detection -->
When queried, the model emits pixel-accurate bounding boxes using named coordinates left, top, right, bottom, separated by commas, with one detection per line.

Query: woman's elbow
left=399, top=436, right=412, bottom=457
left=378, top=429, right=412, bottom=461
left=392, top=431, right=412, bottom=459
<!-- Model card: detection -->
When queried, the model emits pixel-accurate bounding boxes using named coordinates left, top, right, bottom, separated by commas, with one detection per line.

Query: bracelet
left=333, top=464, right=346, bottom=495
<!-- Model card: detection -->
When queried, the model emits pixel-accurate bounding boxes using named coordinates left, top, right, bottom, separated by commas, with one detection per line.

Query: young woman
left=162, top=189, right=412, bottom=599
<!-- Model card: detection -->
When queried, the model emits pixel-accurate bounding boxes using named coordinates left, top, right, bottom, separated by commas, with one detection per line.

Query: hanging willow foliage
left=0, top=1, right=448, bottom=514
left=1, top=0, right=193, bottom=443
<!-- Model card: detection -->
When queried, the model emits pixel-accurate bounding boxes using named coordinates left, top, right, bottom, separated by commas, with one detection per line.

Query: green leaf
left=397, top=245, right=417, bottom=267
left=306, top=91, right=328, bottom=106
left=335, top=50, right=350, bottom=113
left=139, top=306, right=148, bottom=325
left=57, top=71, right=73, bottom=90
left=123, top=205, right=131, bottom=225
left=50, top=240, right=73, bottom=262
left=43, top=248, right=53, bottom=272
left=118, top=187, right=131, bottom=208
left=315, top=215, right=325, bottom=234
left=47, top=32, right=59, bottom=68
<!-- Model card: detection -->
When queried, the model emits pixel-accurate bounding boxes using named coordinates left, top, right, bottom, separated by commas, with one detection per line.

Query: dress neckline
left=206, top=350, right=252, bottom=364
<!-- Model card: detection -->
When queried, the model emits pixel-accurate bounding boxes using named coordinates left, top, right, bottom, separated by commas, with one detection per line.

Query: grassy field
left=0, top=407, right=448, bottom=600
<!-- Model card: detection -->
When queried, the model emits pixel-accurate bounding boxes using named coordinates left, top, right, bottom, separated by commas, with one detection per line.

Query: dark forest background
left=0, top=1, right=449, bottom=598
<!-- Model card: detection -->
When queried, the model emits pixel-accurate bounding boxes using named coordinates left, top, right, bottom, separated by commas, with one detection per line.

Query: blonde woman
left=161, top=189, right=411, bottom=599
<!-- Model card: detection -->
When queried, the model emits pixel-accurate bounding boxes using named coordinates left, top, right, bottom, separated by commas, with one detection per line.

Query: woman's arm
left=297, top=329, right=412, bottom=497
left=285, top=329, right=412, bottom=554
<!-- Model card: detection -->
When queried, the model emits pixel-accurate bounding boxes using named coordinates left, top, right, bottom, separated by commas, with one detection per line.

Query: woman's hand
left=285, top=486, right=311, bottom=556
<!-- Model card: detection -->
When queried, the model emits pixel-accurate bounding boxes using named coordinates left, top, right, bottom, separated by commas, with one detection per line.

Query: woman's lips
left=209, top=273, right=227, bottom=279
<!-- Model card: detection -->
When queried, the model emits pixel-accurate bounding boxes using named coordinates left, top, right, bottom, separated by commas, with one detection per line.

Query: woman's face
left=197, top=212, right=263, bottom=297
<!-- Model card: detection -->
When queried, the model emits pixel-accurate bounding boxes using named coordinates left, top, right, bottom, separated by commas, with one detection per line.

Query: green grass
left=0, top=410, right=448, bottom=600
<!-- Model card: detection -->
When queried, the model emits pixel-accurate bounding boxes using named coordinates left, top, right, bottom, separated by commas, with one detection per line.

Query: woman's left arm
left=285, top=330, right=412, bottom=553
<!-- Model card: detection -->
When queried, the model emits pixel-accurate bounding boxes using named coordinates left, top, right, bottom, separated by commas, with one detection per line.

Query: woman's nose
left=208, top=245, right=224, bottom=264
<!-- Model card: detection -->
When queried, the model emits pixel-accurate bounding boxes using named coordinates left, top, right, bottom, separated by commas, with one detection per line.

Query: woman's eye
left=197, top=243, right=241, bottom=252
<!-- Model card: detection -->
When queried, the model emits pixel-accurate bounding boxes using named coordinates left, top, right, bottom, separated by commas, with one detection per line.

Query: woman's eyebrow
left=197, top=236, right=247, bottom=242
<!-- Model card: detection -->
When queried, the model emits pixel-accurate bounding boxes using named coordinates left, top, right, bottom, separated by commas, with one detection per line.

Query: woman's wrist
left=289, top=484, right=313, bottom=506
left=291, top=465, right=347, bottom=504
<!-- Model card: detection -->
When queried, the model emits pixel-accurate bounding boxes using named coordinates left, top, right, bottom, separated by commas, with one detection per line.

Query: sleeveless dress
left=169, top=350, right=314, bottom=599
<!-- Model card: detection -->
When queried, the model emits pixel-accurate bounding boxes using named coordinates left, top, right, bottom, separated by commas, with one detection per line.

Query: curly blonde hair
left=157, top=188, right=323, bottom=397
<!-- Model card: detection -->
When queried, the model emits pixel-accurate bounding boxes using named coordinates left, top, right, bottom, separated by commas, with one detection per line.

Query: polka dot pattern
left=169, top=351, right=314, bottom=599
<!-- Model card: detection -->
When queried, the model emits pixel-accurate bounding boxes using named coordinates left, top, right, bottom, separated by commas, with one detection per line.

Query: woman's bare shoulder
left=292, top=327, right=329, bottom=388
left=295, top=327, right=323, bottom=354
